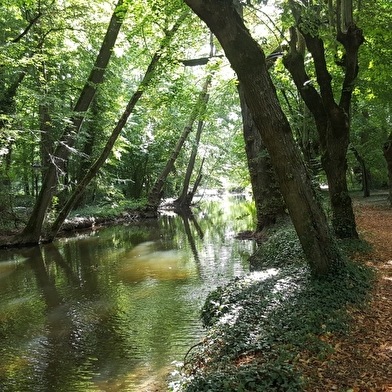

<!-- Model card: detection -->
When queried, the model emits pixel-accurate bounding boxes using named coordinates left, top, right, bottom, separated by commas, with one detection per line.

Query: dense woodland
left=1, top=0, right=392, bottom=276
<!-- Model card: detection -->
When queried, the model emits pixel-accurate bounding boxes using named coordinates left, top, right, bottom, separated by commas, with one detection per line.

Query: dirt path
left=304, top=192, right=392, bottom=391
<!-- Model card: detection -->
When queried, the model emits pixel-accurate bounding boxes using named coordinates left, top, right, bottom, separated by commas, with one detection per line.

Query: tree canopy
left=0, top=0, right=391, bottom=254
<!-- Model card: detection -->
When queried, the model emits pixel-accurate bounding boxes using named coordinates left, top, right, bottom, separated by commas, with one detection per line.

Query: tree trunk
left=147, top=74, right=210, bottom=209
left=282, top=19, right=360, bottom=239
left=13, top=0, right=127, bottom=245
left=238, top=85, right=286, bottom=231
left=174, top=74, right=210, bottom=209
left=174, top=118, right=205, bottom=209
left=235, top=1, right=286, bottom=232
left=188, top=162, right=204, bottom=203
left=383, top=134, right=392, bottom=206
left=350, top=145, right=370, bottom=197
left=74, top=98, right=101, bottom=208
left=46, top=10, right=189, bottom=241
left=37, top=50, right=54, bottom=189
left=184, top=0, right=343, bottom=277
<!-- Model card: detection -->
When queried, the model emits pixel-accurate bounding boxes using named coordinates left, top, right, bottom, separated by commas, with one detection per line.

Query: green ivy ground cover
left=170, top=224, right=375, bottom=392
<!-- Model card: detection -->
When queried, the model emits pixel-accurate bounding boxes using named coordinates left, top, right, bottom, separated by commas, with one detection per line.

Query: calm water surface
left=0, top=197, right=255, bottom=391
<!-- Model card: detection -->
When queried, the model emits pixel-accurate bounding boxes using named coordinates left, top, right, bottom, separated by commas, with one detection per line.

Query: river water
left=0, top=196, right=256, bottom=392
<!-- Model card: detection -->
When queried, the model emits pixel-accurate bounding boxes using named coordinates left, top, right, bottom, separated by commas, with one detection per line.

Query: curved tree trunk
left=184, top=0, right=343, bottom=277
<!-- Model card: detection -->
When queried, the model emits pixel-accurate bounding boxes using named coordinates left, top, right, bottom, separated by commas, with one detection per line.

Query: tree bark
left=14, top=0, right=127, bottom=245
left=282, top=14, right=360, bottom=238
left=238, top=85, right=286, bottom=231
left=184, top=0, right=343, bottom=277
left=235, top=1, right=286, bottom=232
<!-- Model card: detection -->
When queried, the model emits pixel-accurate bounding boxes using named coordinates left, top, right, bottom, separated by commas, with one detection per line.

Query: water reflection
left=0, top=197, right=255, bottom=391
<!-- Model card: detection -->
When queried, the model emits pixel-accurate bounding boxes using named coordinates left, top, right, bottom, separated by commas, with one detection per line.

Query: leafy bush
left=68, top=198, right=146, bottom=220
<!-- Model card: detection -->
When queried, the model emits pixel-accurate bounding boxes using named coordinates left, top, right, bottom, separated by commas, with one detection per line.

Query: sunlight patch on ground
left=245, top=268, right=280, bottom=282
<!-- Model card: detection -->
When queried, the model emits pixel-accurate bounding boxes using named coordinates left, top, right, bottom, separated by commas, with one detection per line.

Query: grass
left=169, top=223, right=375, bottom=392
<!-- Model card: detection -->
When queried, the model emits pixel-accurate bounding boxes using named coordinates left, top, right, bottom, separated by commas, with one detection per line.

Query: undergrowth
left=169, top=224, right=375, bottom=392
left=68, top=198, right=147, bottom=220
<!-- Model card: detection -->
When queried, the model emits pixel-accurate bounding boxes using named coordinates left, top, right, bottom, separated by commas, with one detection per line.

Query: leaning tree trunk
left=184, top=0, right=343, bottom=277
left=13, top=0, right=127, bottom=246
left=174, top=118, right=205, bottom=210
left=235, top=1, right=285, bottom=232
left=147, top=75, right=211, bottom=210
left=46, top=10, right=189, bottom=241
left=174, top=75, right=210, bottom=209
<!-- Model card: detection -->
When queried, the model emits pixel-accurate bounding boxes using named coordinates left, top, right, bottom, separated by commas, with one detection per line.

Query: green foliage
left=0, top=188, right=33, bottom=233
left=1, top=0, right=391, bottom=238
left=249, top=222, right=305, bottom=269
left=68, top=198, right=146, bottom=221
left=171, top=223, right=375, bottom=391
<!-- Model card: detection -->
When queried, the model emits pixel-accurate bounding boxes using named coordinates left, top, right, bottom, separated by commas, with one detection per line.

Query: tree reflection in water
left=0, top=196, right=256, bottom=391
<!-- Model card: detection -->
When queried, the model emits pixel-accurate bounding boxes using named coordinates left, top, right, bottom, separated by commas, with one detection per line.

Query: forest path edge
left=302, top=191, right=392, bottom=391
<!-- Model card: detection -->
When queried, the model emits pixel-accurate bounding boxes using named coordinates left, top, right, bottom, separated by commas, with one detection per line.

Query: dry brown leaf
left=300, top=193, right=392, bottom=392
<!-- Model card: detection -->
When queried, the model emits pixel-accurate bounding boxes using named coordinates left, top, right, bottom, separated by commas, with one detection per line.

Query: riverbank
left=0, top=199, right=155, bottom=247
left=169, top=192, right=392, bottom=391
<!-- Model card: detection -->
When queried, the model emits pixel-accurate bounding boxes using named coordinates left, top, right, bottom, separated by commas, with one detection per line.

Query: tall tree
left=236, top=1, right=286, bottom=232
left=147, top=75, right=211, bottom=210
left=47, top=9, right=189, bottom=240
left=282, top=0, right=362, bottom=238
left=13, top=0, right=127, bottom=245
left=183, top=0, right=343, bottom=277
left=173, top=35, right=214, bottom=210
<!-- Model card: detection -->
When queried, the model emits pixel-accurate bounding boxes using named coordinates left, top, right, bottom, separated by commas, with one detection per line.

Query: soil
left=301, top=191, right=392, bottom=391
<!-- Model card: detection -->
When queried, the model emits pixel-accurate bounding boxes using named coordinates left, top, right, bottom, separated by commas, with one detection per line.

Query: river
left=0, top=196, right=256, bottom=391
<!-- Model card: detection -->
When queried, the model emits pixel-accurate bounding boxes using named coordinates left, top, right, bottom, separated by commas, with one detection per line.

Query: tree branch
left=12, top=11, right=42, bottom=43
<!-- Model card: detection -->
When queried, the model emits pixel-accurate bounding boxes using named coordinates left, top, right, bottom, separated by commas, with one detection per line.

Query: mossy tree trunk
left=238, top=85, right=286, bottom=231
left=235, top=1, right=286, bottom=232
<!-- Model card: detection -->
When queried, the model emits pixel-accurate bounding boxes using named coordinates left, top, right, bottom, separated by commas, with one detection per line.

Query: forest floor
left=301, top=191, right=392, bottom=391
